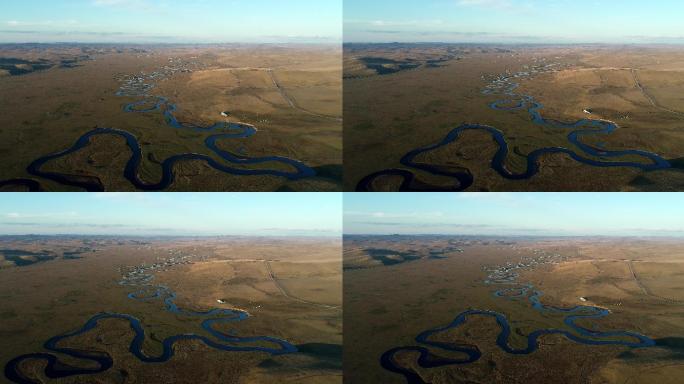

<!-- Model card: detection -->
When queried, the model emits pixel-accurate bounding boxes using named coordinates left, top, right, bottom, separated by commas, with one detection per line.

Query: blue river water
left=4, top=258, right=297, bottom=383
left=22, top=95, right=315, bottom=191
left=357, top=66, right=671, bottom=191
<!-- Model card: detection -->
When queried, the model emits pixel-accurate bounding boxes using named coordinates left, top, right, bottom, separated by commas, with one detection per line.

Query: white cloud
left=346, top=211, right=446, bottom=220
left=369, top=19, right=444, bottom=27
left=4, top=212, right=78, bottom=219
left=5, top=20, right=78, bottom=27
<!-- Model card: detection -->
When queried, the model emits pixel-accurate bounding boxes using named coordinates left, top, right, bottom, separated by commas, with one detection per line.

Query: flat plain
left=0, top=43, right=342, bottom=191
left=344, top=44, right=684, bottom=191
left=0, top=236, right=342, bottom=383
left=344, top=235, right=684, bottom=383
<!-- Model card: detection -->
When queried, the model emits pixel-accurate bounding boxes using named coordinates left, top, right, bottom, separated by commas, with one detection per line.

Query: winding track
left=268, top=69, right=342, bottom=122
left=265, top=261, right=340, bottom=310
left=631, top=69, right=684, bottom=118
left=627, top=260, right=684, bottom=304
left=357, top=64, right=672, bottom=191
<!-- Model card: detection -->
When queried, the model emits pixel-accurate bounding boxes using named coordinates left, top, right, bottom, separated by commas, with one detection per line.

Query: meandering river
left=1, top=63, right=315, bottom=191
left=357, top=63, right=671, bottom=191
left=4, top=251, right=297, bottom=383
left=379, top=248, right=655, bottom=384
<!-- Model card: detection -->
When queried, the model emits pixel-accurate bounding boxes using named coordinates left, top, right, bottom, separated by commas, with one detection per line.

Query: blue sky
left=0, top=0, right=341, bottom=43
left=345, top=193, right=684, bottom=237
left=0, top=193, right=342, bottom=236
left=345, top=0, right=684, bottom=44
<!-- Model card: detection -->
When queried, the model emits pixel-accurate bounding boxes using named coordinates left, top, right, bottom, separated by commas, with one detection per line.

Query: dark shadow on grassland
left=258, top=343, right=342, bottom=371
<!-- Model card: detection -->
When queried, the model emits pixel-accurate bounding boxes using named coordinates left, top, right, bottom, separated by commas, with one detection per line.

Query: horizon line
left=0, top=41, right=342, bottom=45
left=0, top=233, right=341, bottom=238
left=343, top=41, right=684, bottom=46
left=343, top=233, right=684, bottom=238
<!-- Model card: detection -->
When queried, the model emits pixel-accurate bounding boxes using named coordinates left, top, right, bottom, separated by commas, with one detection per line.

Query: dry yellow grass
left=345, top=45, right=684, bottom=191
left=0, top=45, right=342, bottom=191
left=0, top=237, right=342, bottom=383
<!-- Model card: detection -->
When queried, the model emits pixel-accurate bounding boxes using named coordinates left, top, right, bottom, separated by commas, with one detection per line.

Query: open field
left=0, top=236, right=342, bottom=383
left=0, top=44, right=342, bottom=191
left=344, top=236, right=684, bottom=383
left=344, top=44, right=684, bottom=191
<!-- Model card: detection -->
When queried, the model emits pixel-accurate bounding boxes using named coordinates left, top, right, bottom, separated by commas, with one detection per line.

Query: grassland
left=344, top=236, right=684, bottom=383
left=0, top=44, right=342, bottom=191
left=344, top=44, right=684, bottom=191
left=0, top=236, right=342, bottom=383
